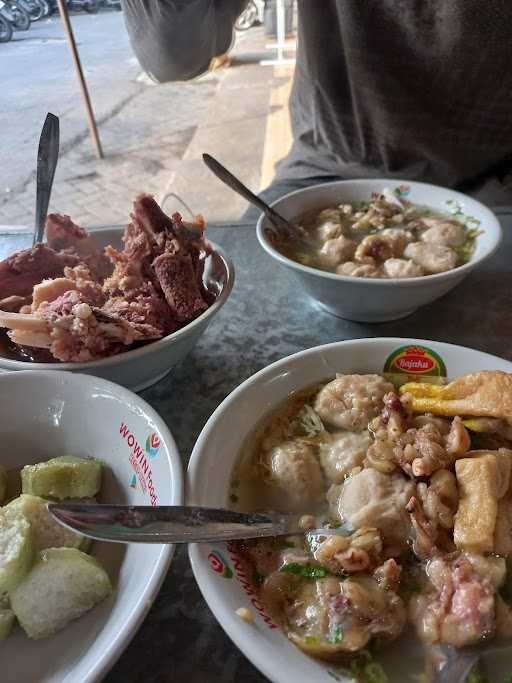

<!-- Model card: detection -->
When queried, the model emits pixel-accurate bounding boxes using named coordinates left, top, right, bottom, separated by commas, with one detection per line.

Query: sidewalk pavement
left=0, top=26, right=294, bottom=228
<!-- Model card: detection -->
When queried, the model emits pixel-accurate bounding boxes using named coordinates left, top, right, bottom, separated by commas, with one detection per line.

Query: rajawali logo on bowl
left=384, top=345, right=447, bottom=386
left=119, top=422, right=159, bottom=506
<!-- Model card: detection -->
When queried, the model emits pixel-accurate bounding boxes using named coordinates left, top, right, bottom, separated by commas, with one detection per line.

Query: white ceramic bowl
left=256, top=180, right=502, bottom=322
left=0, top=228, right=234, bottom=392
left=188, top=338, right=512, bottom=683
left=0, top=370, right=183, bottom=683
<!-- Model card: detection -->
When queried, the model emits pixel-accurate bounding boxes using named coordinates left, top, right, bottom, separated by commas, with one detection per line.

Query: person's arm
left=121, top=0, right=247, bottom=83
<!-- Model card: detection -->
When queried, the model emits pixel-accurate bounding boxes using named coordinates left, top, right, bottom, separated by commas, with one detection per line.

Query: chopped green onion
left=330, top=626, right=344, bottom=644
left=280, top=563, right=330, bottom=578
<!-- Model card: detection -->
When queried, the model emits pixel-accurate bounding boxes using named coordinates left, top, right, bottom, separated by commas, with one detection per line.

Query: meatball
left=267, top=440, right=324, bottom=511
left=317, top=220, right=343, bottom=241
left=314, top=374, right=394, bottom=431
left=380, top=228, right=414, bottom=255
left=330, top=468, right=416, bottom=555
left=319, top=431, right=371, bottom=483
left=403, top=242, right=458, bottom=274
left=354, top=235, right=394, bottom=263
left=420, top=219, right=466, bottom=248
left=383, top=258, right=424, bottom=278
left=319, top=235, right=356, bottom=267
left=336, top=262, right=381, bottom=277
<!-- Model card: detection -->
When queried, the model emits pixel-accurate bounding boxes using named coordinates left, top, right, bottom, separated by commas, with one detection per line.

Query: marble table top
left=1, top=211, right=511, bottom=682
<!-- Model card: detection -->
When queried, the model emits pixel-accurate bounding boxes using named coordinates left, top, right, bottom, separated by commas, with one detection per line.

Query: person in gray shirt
left=122, top=1, right=512, bottom=208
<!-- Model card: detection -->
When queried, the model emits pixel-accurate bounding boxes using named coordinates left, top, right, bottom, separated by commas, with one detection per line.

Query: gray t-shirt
left=122, top=0, right=512, bottom=203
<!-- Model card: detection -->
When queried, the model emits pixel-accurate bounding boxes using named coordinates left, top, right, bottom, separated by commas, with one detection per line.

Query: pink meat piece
left=0, top=244, right=80, bottom=300
left=102, top=284, right=176, bottom=339
left=46, top=213, right=112, bottom=281
left=131, top=193, right=175, bottom=239
left=37, top=290, right=141, bottom=362
left=152, top=242, right=209, bottom=322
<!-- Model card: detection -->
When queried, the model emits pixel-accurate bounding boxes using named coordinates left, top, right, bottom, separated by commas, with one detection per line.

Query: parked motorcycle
left=0, top=10, right=13, bottom=41
left=48, top=0, right=99, bottom=13
left=17, top=0, right=45, bottom=21
left=0, top=0, right=31, bottom=30
left=235, top=0, right=264, bottom=31
left=100, top=0, right=121, bottom=9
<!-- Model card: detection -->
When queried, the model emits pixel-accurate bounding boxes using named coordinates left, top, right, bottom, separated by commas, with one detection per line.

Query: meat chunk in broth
left=314, top=374, right=393, bottom=431
left=319, top=431, right=371, bottom=483
left=383, top=258, right=424, bottom=278
left=261, top=571, right=406, bottom=659
left=319, top=235, right=356, bottom=267
left=329, top=468, right=415, bottom=556
left=403, top=242, right=458, bottom=274
left=266, top=440, right=324, bottom=511
left=420, top=218, right=466, bottom=248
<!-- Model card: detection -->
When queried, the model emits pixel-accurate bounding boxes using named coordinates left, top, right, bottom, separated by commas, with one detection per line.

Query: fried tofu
left=400, top=371, right=512, bottom=422
left=454, top=449, right=512, bottom=554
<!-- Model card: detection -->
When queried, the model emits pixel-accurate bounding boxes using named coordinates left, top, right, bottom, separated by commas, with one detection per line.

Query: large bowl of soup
left=188, top=338, right=512, bottom=683
left=256, top=180, right=502, bottom=322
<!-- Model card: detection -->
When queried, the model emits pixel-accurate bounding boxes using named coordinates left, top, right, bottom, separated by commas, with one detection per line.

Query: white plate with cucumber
left=0, top=370, right=183, bottom=683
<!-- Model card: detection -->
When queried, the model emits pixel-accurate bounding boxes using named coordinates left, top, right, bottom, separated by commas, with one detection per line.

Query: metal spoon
left=47, top=503, right=351, bottom=544
left=33, top=112, right=60, bottom=246
left=433, top=641, right=512, bottom=683
left=202, top=153, right=303, bottom=243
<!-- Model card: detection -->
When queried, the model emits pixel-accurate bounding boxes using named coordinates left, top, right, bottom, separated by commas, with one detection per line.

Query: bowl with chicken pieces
left=0, top=194, right=234, bottom=391
left=188, top=337, right=512, bottom=683
left=256, top=180, right=502, bottom=322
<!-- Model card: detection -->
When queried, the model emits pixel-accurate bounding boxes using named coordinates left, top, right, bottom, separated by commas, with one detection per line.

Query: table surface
left=1, top=212, right=511, bottom=682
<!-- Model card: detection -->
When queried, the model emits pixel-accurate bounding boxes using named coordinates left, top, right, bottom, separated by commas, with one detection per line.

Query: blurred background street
left=0, top=5, right=295, bottom=226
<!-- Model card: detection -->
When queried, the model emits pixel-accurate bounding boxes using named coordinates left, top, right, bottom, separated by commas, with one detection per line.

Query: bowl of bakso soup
left=256, top=180, right=501, bottom=322
left=188, top=337, right=512, bottom=683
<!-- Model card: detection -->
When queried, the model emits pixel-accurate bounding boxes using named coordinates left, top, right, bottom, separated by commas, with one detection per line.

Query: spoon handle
left=34, top=113, right=60, bottom=246
left=202, top=153, right=298, bottom=241
left=202, top=153, right=272, bottom=216
left=48, top=503, right=309, bottom=544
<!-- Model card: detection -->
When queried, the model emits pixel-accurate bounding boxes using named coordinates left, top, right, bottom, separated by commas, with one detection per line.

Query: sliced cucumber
left=0, top=465, right=7, bottom=504
left=5, top=495, right=87, bottom=551
left=21, top=456, right=102, bottom=500
left=0, top=608, right=15, bottom=639
left=10, top=547, right=112, bottom=639
left=0, top=509, right=33, bottom=593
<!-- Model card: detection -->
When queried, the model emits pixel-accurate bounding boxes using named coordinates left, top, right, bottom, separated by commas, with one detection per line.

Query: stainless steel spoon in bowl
left=202, top=153, right=306, bottom=245
left=48, top=503, right=351, bottom=544
left=33, top=112, right=60, bottom=246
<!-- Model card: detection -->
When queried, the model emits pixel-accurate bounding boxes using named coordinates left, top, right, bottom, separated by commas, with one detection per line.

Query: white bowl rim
left=0, top=237, right=234, bottom=371
left=256, top=178, right=503, bottom=287
left=187, top=337, right=512, bottom=683
left=0, top=369, right=184, bottom=683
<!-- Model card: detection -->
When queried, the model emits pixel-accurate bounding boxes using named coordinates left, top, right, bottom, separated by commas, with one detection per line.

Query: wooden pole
left=56, top=0, right=104, bottom=159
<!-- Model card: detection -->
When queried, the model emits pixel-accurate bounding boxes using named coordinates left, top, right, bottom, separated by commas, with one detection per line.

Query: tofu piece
left=0, top=509, right=34, bottom=593
left=21, top=456, right=102, bottom=500
left=4, top=495, right=87, bottom=552
left=9, top=547, right=112, bottom=639
left=454, top=453, right=499, bottom=553
left=494, top=448, right=512, bottom=556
